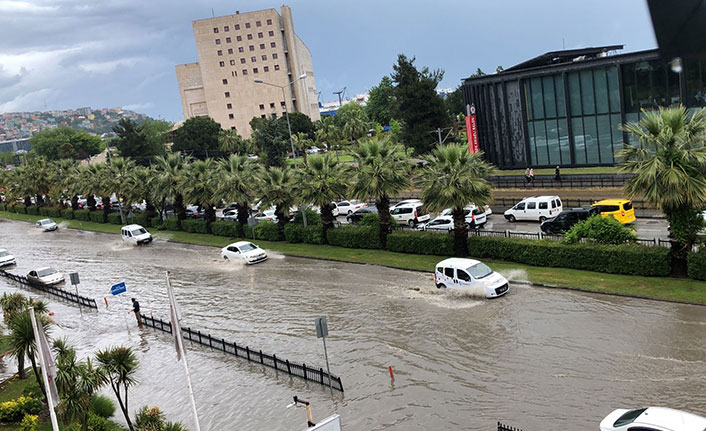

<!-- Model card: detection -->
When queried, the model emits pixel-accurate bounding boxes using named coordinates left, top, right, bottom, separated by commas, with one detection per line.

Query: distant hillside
left=0, top=107, right=156, bottom=141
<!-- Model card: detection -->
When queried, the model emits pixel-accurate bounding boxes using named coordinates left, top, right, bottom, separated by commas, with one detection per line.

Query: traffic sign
left=69, top=272, right=80, bottom=285
left=110, top=282, right=127, bottom=296
left=314, top=316, right=328, bottom=338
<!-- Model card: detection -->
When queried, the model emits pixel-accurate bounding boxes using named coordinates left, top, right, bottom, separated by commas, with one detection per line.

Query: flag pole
left=29, top=307, right=60, bottom=431
left=166, top=271, right=202, bottom=431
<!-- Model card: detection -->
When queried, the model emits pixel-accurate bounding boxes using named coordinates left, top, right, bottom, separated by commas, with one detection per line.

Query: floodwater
left=1, top=218, right=705, bottom=431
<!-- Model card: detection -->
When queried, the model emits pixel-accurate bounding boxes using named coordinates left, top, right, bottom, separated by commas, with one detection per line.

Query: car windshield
left=239, top=243, right=257, bottom=252
left=0, top=251, right=8, bottom=257
left=131, top=228, right=147, bottom=236
left=467, top=263, right=493, bottom=279
left=613, top=408, right=647, bottom=427
left=40, top=219, right=51, bottom=225
left=37, top=268, right=56, bottom=277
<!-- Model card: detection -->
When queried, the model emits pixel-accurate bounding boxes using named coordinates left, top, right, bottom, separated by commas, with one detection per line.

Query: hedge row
left=284, top=223, right=324, bottom=244
left=253, top=221, right=281, bottom=241
left=327, top=225, right=380, bottom=249
left=89, top=211, right=105, bottom=223
left=387, top=231, right=454, bottom=256
left=688, top=249, right=706, bottom=280
left=107, top=212, right=122, bottom=224
left=181, top=219, right=209, bottom=234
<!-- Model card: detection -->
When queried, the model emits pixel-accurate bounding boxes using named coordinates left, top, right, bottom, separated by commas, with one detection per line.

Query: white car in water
left=121, top=224, right=152, bottom=245
left=36, top=218, right=58, bottom=232
left=600, top=407, right=706, bottom=431
left=0, top=249, right=16, bottom=267
left=27, top=267, right=65, bottom=286
left=434, top=258, right=509, bottom=298
left=220, top=241, right=268, bottom=264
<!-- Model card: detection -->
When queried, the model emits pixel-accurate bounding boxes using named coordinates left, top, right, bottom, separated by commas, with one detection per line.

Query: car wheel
left=408, top=219, right=415, bottom=227
left=223, top=255, right=228, bottom=260
left=508, top=215, right=516, bottom=222
left=539, top=216, right=547, bottom=223
left=436, top=283, right=446, bottom=289
left=347, top=210, right=352, bottom=215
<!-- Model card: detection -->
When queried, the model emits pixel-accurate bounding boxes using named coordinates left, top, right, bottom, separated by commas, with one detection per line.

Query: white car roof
left=634, top=407, right=706, bottom=431
left=36, top=266, right=54, bottom=272
left=520, top=196, right=560, bottom=201
left=38, top=218, right=53, bottom=223
left=436, top=258, right=481, bottom=268
left=431, top=215, right=453, bottom=221
left=122, top=224, right=145, bottom=230
left=228, top=241, right=256, bottom=248
left=396, top=202, right=422, bottom=208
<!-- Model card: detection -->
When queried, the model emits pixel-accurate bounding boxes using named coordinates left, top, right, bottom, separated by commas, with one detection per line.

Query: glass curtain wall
left=525, top=74, right=570, bottom=167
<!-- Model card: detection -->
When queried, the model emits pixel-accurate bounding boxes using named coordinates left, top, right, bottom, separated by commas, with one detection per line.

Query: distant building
left=175, top=5, right=320, bottom=138
left=0, top=138, right=31, bottom=153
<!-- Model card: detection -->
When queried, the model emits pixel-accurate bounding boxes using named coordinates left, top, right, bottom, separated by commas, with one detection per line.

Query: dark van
left=540, top=207, right=598, bottom=235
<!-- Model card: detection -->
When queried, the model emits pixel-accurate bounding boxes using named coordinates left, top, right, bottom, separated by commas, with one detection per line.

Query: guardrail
left=0, top=269, right=98, bottom=309
left=139, top=313, right=344, bottom=392
left=489, top=176, right=628, bottom=189
left=498, top=422, right=524, bottom=431
left=491, top=197, right=655, bottom=210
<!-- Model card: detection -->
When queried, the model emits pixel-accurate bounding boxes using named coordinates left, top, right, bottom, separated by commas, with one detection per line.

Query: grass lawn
left=493, top=166, right=620, bottom=176
left=2, top=211, right=704, bottom=305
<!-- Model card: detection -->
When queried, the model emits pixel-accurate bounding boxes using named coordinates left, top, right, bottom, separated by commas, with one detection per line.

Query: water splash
left=57, top=221, right=71, bottom=229
left=500, top=269, right=529, bottom=284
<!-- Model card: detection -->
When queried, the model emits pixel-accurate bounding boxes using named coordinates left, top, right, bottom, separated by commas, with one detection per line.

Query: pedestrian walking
left=128, top=297, right=142, bottom=328
left=529, top=167, right=535, bottom=185
left=554, top=165, right=562, bottom=182
left=525, top=167, right=531, bottom=185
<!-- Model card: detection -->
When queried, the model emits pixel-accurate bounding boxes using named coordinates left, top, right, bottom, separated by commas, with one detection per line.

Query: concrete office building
left=462, top=45, right=706, bottom=169
left=175, top=6, right=320, bottom=138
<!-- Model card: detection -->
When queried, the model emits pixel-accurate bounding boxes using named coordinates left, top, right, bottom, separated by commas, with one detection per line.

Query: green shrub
left=91, top=394, right=116, bottom=419
left=292, top=208, right=321, bottom=225
left=0, top=396, right=42, bottom=423
left=27, top=206, right=39, bottom=215
left=212, top=221, right=240, bottom=237
left=0, top=203, right=6, bottom=211
left=253, top=221, right=281, bottom=241
left=132, top=213, right=149, bottom=227
left=162, top=218, right=180, bottom=231
left=467, top=236, right=670, bottom=277
left=47, top=207, right=62, bottom=218
left=19, top=414, right=39, bottom=431
left=89, top=211, right=105, bottom=223
left=387, top=231, right=454, bottom=256
left=181, top=219, right=209, bottom=233
left=688, top=248, right=706, bottom=280
left=327, top=225, right=380, bottom=249
left=149, top=216, right=162, bottom=228
left=61, top=208, right=74, bottom=219
left=135, top=406, right=166, bottom=430
left=284, top=223, right=324, bottom=244
left=15, top=206, right=26, bottom=214
left=74, top=209, right=91, bottom=221
left=564, top=215, right=636, bottom=245
left=107, top=212, right=122, bottom=225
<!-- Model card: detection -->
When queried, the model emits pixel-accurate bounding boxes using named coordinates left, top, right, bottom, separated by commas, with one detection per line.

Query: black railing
left=0, top=269, right=98, bottom=309
left=491, top=197, right=655, bottom=210
left=489, top=174, right=630, bottom=189
left=498, top=422, right=524, bottom=431
left=139, top=313, right=344, bottom=392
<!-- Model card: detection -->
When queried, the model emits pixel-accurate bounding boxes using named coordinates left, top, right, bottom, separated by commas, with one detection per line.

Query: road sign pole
left=314, top=316, right=334, bottom=393
left=321, top=335, right=332, bottom=393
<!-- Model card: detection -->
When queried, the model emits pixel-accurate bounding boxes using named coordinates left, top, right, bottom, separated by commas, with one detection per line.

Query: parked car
left=311, top=203, right=340, bottom=217
left=504, top=196, right=563, bottom=222
left=390, top=203, right=430, bottom=227
left=592, top=199, right=636, bottom=224
left=347, top=206, right=378, bottom=224
left=36, top=218, right=58, bottom=232
left=223, top=209, right=239, bottom=221
left=185, top=205, right=205, bottom=219
left=255, top=208, right=278, bottom=223
left=418, top=216, right=455, bottom=232
left=0, top=249, right=16, bottom=267
left=220, top=241, right=268, bottom=264
left=223, top=202, right=239, bottom=212
left=305, top=146, right=321, bottom=154
left=440, top=207, right=487, bottom=228
left=434, top=258, right=509, bottom=298
left=27, top=267, right=65, bottom=286
left=121, top=224, right=152, bottom=245
left=599, top=407, right=706, bottom=431
left=540, top=207, right=598, bottom=235
left=336, top=200, right=367, bottom=215
left=390, top=199, right=422, bottom=210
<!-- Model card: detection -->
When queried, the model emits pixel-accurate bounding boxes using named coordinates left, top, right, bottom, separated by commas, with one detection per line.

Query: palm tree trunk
left=145, top=201, right=156, bottom=219
left=71, top=195, right=79, bottom=211
left=274, top=205, right=289, bottom=240
left=236, top=202, right=249, bottom=237
left=321, top=204, right=334, bottom=245
left=110, top=379, right=134, bottom=431
left=204, top=205, right=216, bottom=229
left=175, top=193, right=186, bottom=221
left=17, top=352, right=26, bottom=379
left=24, top=196, right=31, bottom=207
left=375, top=195, right=392, bottom=249
left=101, top=196, right=111, bottom=222
left=452, top=207, right=469, bottom=257
left=87, top=195, right=96, bottom=211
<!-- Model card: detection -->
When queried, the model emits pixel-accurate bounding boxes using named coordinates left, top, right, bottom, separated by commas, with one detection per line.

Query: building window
left=222, top=79, right=228, bottom=85
left=230, top=59, right=235, bottom=65
left=262, top=55, right=267, bottom=60
left=228, top=48, right=233, bottom=54
left=258, top=32, right=263, bottom=38
left=237, top=35, right=242, bottom=42
left=247, top=34, right=253, bottom=40
left=270, top=102, right=275, bottom=109
left=235, top=24, right=240, bottom=30
left=281, top=101, right=286, bottom=107
left=240, top=58, right=246, bottom=64
left=215, top=39, right=221, bottom=45
left=227, top=103, right=232, bottom=109
left=267, top=19, right=272, bottom=25
left=260, top=43, right=265, bottom=49
left=225, top=37, right=231, bottom=43
left=281, top=112, right=286, bottom=117
left=261, top=114, right=266, bottom=118
left=253, top=67, right=258, bottom=74
left=242, top=69, right=248, bottom=75
left=217, top=50, right=223, bottom=56
left=238, top=47, right=244, bottom=53
left=213, top=27, right=219, bottom=33
left=245, top=22, right=251, bottom=28
left=272, top=53, right=278, bottom=59
left=224, top=25, right=229, bottom=32
left=256, top=20, right=261, bottom=27
left=270, top=42, right=276, bottom=48
left=231, top=126, right=236, bottom=130
left=249, top=45, right=254, bottom=51
left=219, top=61, right=225, bottom=67
left=263, top=66, right=269, bottom=72
left=229, top=113, right=234, bottom=119
left=274, top=64, right=280, bottom=71
left=225, top=92, right=230, bottom=98
left=259, top=104, right=265, bottom=110
left=268, top=30, right=274, bottom=37
left=251, top=56, right=256, bottom=62
left=231, top=70, right=237, bottom=76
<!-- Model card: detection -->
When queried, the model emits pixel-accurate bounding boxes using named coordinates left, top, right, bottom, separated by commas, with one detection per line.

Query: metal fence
left=489, top=175, right=629, bottom=189
left=0, top=269, right=98, bottom=309
left=498, top=422, right=524, bottom=431
left=139, top=313, right=344, bottom=392
left=491, top=197, right=655, bottom=210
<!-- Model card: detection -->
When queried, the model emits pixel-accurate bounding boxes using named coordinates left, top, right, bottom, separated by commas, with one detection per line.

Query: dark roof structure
left=500, top=45, right=624, bottom=73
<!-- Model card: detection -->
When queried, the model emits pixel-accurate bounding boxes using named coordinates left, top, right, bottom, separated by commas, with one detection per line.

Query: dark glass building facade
left=462, top=46, right=706, bottom=169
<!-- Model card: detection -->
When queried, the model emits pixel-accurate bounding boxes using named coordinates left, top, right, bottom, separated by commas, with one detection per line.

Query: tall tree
left=258, top=166, right=297, bottom=239
left=216, top=155, right=261, bottom=236
left=30, top=126, right=103, bottom=160
left=179, top=158, right=219, bottom=224
left=113, top=119, right=167, bottom=166
left=315, top=116, right=341, bottom=154
left=419, top=145, right=494, bottom=256
left=153, top=153, right=189, bottom=220
left=298, top=153, right=349, bottom=243
left=251, top=116, right=290, bottom=167
left=96, top=346, right=139, bottom=431
left=172, top=116, right=221, bottom=160
left=392, top=54, right=449, bottom=155
left=350, top=137, right=410, bottom=249
left=619, top=106, right=706, bottom=276
left=366, top=76, right=397, bottom=125
left=445, top=86, right=466, bottom=120
left=218, top=128, right=245, bottom=155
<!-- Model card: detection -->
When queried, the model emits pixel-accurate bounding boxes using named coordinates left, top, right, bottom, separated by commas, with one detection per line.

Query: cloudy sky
left=0, top=0, right=657, bottom=122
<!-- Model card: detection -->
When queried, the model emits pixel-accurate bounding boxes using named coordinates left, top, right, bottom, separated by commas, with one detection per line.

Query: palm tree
left=619, top=106, right=706, bottom=276
left=419, top=145, right=494, bottom=256
left=350, top=137, right=411, bottom=249
left=216, top=154, right=261, bottom=236
left=1, top=294, right=50, bottom=383
left=218, top=128, right=243, bottom=155
left=298, top=153, right=349, bottom=243
left=153, top=153, right=189, bottom=221
left=179, top=158, right=219, bottom=224
left=342, top=112, right=368, bottom=146
left=258, top=166, right=297, bottom=239
left=96, top=346, right=138, bottom=431
left=315, top=116, right=342, bottom=160
left=292, top=132, right=314, bottom=163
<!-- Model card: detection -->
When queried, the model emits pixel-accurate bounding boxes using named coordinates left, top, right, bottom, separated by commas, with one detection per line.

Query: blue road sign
left=110, top=282, right=127, bottom=296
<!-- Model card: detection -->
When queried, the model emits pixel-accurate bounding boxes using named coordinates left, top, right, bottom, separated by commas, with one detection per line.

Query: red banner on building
left=465, top=111, right=479, bottom=154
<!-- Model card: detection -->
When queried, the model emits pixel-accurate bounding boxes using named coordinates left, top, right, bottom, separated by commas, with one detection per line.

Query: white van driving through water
left=121, top=224, right=152, bottom=245
left=434, top=258, right=509, bottom=298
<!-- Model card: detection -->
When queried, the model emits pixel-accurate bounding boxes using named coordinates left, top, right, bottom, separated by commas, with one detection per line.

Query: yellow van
left=591, top=199, right=636, bottom=224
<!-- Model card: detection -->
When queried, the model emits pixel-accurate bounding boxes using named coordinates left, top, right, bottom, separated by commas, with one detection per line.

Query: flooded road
left=1, top=218, right=705, bottom=430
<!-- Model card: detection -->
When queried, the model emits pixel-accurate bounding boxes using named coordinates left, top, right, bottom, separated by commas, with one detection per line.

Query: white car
left=311, top=203, right=340, bottom=217
left=220, top=241, right=268, bottom=264
left=440, top=207, right=487, bottom=228
left=0, top=249, right=16, bottom=266
left=419, top=216, right=455, bottom=232
left=305, top=146, right=321, bottom=154
left=27, top=267, right=65, bottom=286
left=390, top=202, right=431, bottom=227
left=223, top=209, right=239, bottom=221
left=435, top=258, right=509, bottom=298
left=504, top=196, right=563, bottom=222
left=600, top=407, right=706, bottom=431
left=390, top=199, right=422, bottom=210
left=121, top=224, right=152, bottom=245
left=36, top=218, right=58, bottom=232
left=255, top=208, right=277, bottom=223
left=336, top=200, right=367, bottom=215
